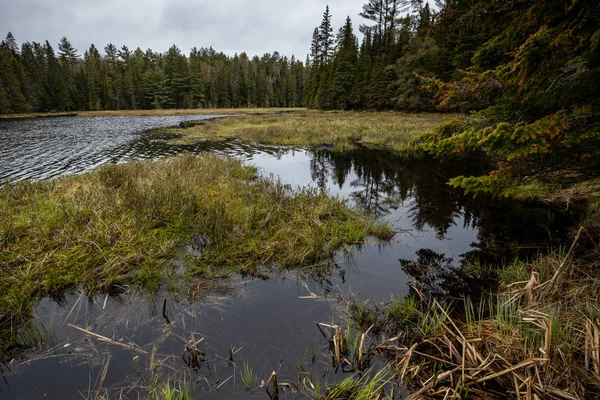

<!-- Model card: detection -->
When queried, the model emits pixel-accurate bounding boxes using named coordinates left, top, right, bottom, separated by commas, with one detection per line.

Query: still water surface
left=0, top=116, right=571, bottom=399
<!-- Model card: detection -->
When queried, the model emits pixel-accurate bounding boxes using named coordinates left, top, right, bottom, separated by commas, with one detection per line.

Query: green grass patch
left=0, top=154, right=393, bottom=329
left=324, top=367, right=393, bottom=400
left=169, top=111, right=459, bottom=152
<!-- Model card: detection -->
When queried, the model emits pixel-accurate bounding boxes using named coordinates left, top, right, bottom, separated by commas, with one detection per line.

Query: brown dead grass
left=380, top=228, right=600, bottom=399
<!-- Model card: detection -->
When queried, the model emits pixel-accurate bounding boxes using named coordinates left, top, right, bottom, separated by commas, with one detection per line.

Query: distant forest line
left=0, top=0, right=599, bottom=119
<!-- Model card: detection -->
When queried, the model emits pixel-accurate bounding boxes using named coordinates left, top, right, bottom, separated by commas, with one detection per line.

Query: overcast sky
left=1, top=0, right=371, bottom=59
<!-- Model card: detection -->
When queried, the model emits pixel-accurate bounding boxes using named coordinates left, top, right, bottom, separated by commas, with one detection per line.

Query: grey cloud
left=1, top=0, right=367, bottom=58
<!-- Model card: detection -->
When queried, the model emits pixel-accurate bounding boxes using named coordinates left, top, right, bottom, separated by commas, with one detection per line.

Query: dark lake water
left=0, top=116, right=576, bottom=399
left=0, top=115, right=222, bottom=182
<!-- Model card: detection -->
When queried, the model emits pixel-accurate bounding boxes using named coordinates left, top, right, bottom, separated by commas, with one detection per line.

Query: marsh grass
left=157, top=381, right=194, bottom=400
left=324, top=367, right=394, bottom=400
left=0, top=154, right=392, bottom=332
left=240, top=361, right=258, bottom=390
left=170, top=111, right=458, bottom=152
left=385, top=296, right=419, bottom=325
left=347, top=231, right=600, bottom=399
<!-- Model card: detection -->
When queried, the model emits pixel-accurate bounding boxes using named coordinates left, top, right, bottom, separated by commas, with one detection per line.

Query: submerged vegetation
left=0, top=154, right=392, bottom=331
left=168, top=111, right=456, bottom=152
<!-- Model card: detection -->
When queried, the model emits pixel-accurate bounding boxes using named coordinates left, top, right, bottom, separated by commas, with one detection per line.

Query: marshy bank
left=0, top=153, right=392, bottom=329
left=0, top=112, right=590, bottom=399
left=325, top=228, right=600, bottom=399
left=164, top=111, right=458, bottom=152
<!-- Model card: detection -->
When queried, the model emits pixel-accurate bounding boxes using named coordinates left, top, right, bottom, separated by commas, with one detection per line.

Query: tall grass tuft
left=241, top=361, right=258, bottom=390
left=0, top=154, right=393, bottom=343
left=157, top=381, right=193, bottom=400
left=324, top=367, right=393, bottom=400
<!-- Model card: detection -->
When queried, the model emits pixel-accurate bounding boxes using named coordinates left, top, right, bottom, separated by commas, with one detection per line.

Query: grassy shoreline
left=0, top=154, right=393, bottom=331
left=165, top=111, right=460, bottom=152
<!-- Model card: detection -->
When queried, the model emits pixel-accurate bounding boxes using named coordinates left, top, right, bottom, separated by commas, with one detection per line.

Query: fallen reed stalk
left=67, top=323, right=149, bottom=355
left=266, top=371, right=279, bottom=399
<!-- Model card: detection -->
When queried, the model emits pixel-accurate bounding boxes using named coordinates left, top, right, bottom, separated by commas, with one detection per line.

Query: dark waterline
left=0, top=116, right=576, bottom=399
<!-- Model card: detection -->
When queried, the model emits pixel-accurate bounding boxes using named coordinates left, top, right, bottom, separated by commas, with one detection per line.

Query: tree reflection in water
left=399, top=248, right=496, bottom=300
left=309, top=147, right=576, bottom=265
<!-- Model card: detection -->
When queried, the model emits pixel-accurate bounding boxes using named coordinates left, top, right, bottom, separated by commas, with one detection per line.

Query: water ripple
left=0, top=115, right=219, bottom=182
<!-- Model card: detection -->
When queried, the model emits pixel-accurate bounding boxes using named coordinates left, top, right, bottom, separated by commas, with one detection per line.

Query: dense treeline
left=306, top=0, right=599, bottom=194
left=0, top=34, right=305, bottom=113
left=304, top=0, right=441, bottom=111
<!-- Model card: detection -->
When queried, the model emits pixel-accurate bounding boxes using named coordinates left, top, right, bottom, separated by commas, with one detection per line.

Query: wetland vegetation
left=0, top=154, right=392, bottom=330
left=165, top=111, right=456, bottom=153
left=0, top=112, right=594, bottom=399
left=1, top=0, right=599, bottom=398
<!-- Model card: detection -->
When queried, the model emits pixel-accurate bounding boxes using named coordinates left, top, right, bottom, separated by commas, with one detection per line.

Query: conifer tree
left=58, top=37, right=79, bottom=64
left=19, top=42, right=45, bottom=111
left=310, top=28, right=321, bottom=66
left=0, top=41, right=28, bottom=112
left=318, top=6, right=335, bottom=64
left=164, top=45, right=190, bottom=108
left=44, top=41, right=70, bottom=111
left=331, top=17, right=358, bottom=109
left=189, top=47, right=206, bottom=108
left=144, top=66, right=172, bottom=109
left=83, top=44, right=106, bottom=110
left=104, top=43, right=118, bottom=65
left=4, top=32, right=19, bottom=55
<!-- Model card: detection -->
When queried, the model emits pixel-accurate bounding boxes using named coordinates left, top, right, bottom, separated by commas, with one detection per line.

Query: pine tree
left=44, top=41, right=70, bottom=111
left=124, top=48, right=146, bottom=109
left=230, top=53, right=241, bottom=107
left=189, top=47, right=206, bottom=108
left=359, top=0, right=386, bottom=50
left=83, top=44, right=106, bottom=110
left=0, top=42, right=28, bottom=112
left=144, top=66, right=172, bottom=109
left=104, top=43, right=118, bottom=65
left=58, top=37, right=79, bottom=64
left=310, top=28, right=321, bottom=66
left=4, top=32, right=19, bottom=55
left=20, top=42, right=45, bottom=111
left=331, top=17, right=358, bottom=109
left=163, top=45, right=190, bottom=108
left=349, top=33, right=373, bottom=109
left=318, top=6, right=335, bottom=64
left=56, top=37, right=80, bottom=111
